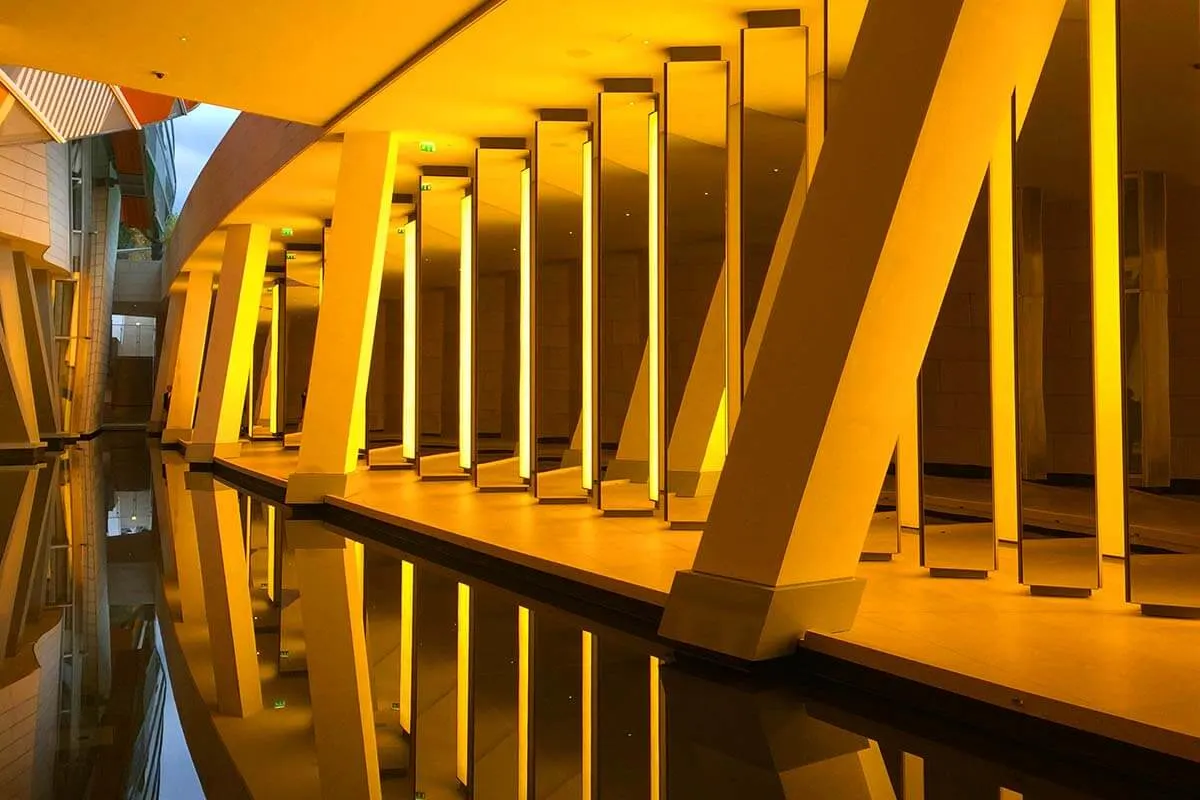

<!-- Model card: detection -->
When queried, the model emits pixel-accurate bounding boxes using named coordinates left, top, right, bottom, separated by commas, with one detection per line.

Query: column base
left=283, top=431, right=303, bottom=450
left=605, top=458, right=648, bottom=482
left=286, top=470, right=366, bottom=504
left=667, top=468, right=722, bottom=498
left=185, top=441, right=244, bottom=463
left=658, top=570, right=866, bottom=662
left=161, top=427, right=193, bottom=445
left=1030, top=585, right=1092, bottom=598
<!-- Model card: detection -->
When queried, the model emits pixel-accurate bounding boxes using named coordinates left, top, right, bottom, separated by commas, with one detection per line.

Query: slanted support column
left=0, top=245, right=43, bottom=451
left=162, top=451, right=206, bottom=623
left=163, top=270, right=216, bottom=444
left=288, top=132, right=398, bottom=503
left=150, top=290, right=187, bottom=434
left=187, top=471, right=263, bottom=717
left=9, top=252, right=61, bottom=438
left=290, top=521, right=381, bottom=800
left=187, top=224, right=270, bottom=462
left=659, top=0, right=1066, bottom=661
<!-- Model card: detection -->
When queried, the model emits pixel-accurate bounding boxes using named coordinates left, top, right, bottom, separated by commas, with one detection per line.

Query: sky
left=172, top=104, right=239, bottom=213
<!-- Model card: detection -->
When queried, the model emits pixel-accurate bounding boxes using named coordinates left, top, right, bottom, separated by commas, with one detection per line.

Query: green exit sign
left=420, top=182, right=433, bottom=192
left=418, top=141, right=436, bottom=153
left=273, top=699, right=287, bottom=710
left=286, top=252, right=296, bottom=261
left=280, top=226, right=293, bottom=237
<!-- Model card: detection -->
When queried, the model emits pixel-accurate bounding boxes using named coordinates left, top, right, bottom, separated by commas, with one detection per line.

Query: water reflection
left=3, top=434, right=1192, bottom=797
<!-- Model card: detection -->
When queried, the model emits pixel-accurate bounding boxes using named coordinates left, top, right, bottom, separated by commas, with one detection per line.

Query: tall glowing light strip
left=581, top=140, right=595, bottom=492
left=456, top=582, right=471, bottom=785
left=460, top=195, right=474, bottom=472
left=268, top=282, right=279, bottom=432
left=399, top=559, right=414, bottom=732
left=265, top=504, right=276, bottom=601
left=517, top=605, right=531, bottom=799
left=647, top=110, right=661, bottom=503
left=1089, top=0, right=1126, bottom=559
left=581, top=631, right=594, bottom=800
left=989, top=111, right=1019, bottom=544
left=402, top=221, right=418, bottom=461
left=519, top=167, right=533, bottom=480
left=649, top=656, right=661, bottom=800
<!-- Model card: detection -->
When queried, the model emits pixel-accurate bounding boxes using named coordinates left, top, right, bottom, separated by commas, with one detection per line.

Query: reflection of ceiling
left=1020, top=1, right=1200, bottom=198
left=420, top=175, right=470, bottom=286
left=665, top=60, right=727, bottom=147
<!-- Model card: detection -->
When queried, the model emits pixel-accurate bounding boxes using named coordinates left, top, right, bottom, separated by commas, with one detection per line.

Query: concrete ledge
left=185, top=441, right=244, bottom=463
left=162, top=427, right=193, bottom=445
left=286, top=470, right=365, bottom=504
left=659, top=570, right=865, bottom=661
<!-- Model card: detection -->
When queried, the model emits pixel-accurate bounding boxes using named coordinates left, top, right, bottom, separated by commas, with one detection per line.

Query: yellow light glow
left=581, top=630, right=593, bottom=800
left=649, top=656, right=660, bottom=800
left=903, top=752, right=924, bottom=800
left=402, top=220, right=417, bottom=461
left=460, top=195, right=474, bottom=472
left=518, top=605, right=530, bottom=799
left=647, top=110, right=661, bottom=503
left=581, top=140, right=595, bottom=493
left=399, top=559, right=414, bottom=732
left=457, top=582, right=470, bottom=785
left=897, top=390, right=920, bottom=529
left=519, top=167, right=533, bottom=480
left=1089, top=0, right=1126, bottom=559
left=989, top=111, right=1019, bottom=544
left=268, top=282, right=279, bottom=433
left=265, top=504, right=276, bottom=601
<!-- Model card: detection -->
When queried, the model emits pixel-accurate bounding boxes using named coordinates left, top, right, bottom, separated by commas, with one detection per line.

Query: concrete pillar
left=288, top=132, right=399, bottom=502
left=187, top=471, right=262, bottom=717
left=161, top=452, right=206, bottom=624
left=162, top=270, right=215, bottom=444
left=659, top=0, right=1067, bottom=660
left=0, top=245, right=42, bottom=447
left=150, top=290, right=187, bottom=434
left=187, top=224, right=270, bottom=462
left=9, top=252, right=61, bottom=436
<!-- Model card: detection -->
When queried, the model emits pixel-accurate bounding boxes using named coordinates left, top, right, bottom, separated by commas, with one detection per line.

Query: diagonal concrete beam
left=660, top=0, right=1066, bottom=661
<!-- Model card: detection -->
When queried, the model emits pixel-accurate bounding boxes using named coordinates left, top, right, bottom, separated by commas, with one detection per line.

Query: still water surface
left=6, top=434, right=1194, bottom=798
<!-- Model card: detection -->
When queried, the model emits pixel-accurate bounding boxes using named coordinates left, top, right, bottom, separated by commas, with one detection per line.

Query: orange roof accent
left=118, top=87, right=181, bottom=125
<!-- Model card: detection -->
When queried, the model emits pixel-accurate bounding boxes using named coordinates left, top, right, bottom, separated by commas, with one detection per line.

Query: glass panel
left=919, top=186, right=997, bottom=577
left=532, top=613, right=584, bottom=796
left=596, top=88, right=657, bottom=514
left=662, top=57, right=728, bottom=528
left=470, top=586, right=520, bottom=796
left=595, top=639, right=650, bottom=799
left=366, top=201, right=414, bottom=460
left=864, top=447, right=902, bottom=560
left=1121, top=0, right=1200, bottom=613
left=365, top=552, right=415, bottom=795
left=284, top=252, right=322, bottom=436
left=1014, top=3, right=1101, bottom=592
left=413, top=567, right=460, bottom=796
left=417, top=172, right=471, bottom=478
left=475, top=146, right=527, bottom=490
left=533, top=118, right=591, bottom=502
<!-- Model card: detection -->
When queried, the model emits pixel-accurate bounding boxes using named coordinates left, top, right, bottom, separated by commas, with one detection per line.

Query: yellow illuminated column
left=163, top=269, right=216, bottom=444
left=659, top=0, right=1067, bottom=660
left=989, top=106, right=1020, bottom=543
left=291, top=523, right=382, bottom=800
left=518, top=605, right=530, bottom=800
left=289, top=132, right=399, bottom=503
left=648, top=110, right=662, bottom=503
left=581, top=140, right=596, bottom=492
left=806, top=2, right=826, bottom=180
left=187, top=472, right=262, bottom=717
left=150, top=290, right=186, bottom=434
left=897, top=390, right=921, bottom=530
left=402, top=221, right=418, bottom=461
left=456, top=582, right=471, bottom=786
left=268, top=282, right=280, bottom=433
left=519, top=167, right=533, bottom=480
left=188, top=223, right=270, bottom=462
left=460, top=196, right=474, bottom=472
left=1089, top=0, right=1126, bottom=559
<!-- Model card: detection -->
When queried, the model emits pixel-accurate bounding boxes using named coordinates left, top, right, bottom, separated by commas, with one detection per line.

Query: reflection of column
left=187, top=472, right=262, bottom=717
left=0, top=466, right=40, bottom=654
left=663, top=666, right=881, bottom=799
left=289, top=133, right=399, bottom=502
left=163, top=270, right=216, bottom=444
left=188, top=223, right=270, bottom=462
left=291, top=520, right=381, bottom=799
left=150, top=290, right=186, bottom=433
left=161, top=453, right=206, bottom=624
left=1, top=459, right=58, bottom=655
left=661, top=0, right=1066, bottom=659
